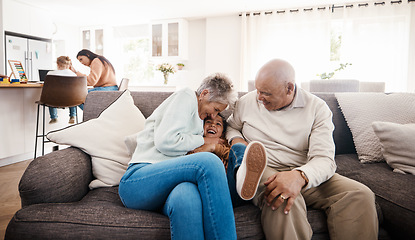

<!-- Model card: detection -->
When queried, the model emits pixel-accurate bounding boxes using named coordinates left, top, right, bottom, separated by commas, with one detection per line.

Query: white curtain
left=240, top=2, right=415, bottom=92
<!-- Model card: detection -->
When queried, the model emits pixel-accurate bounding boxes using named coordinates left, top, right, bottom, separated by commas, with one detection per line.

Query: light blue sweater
left=129, top=88, right=205, bottom=164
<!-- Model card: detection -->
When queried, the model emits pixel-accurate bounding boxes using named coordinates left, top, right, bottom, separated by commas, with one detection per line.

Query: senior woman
left=118, top=73, right=238, bottom=240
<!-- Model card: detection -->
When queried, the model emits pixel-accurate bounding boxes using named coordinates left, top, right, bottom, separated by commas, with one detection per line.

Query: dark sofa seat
left=6, top=91, right=412, bottom=239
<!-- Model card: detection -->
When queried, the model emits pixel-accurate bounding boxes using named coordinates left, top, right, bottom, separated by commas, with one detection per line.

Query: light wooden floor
left=0, top=160, right=30, bottom=240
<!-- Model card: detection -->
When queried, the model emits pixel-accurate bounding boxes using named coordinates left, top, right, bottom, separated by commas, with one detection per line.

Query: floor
left=0, top=160, right=30, bottom=240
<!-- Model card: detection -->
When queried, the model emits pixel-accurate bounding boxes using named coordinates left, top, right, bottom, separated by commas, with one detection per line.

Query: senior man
left=227, top=59, right=378, bottom=240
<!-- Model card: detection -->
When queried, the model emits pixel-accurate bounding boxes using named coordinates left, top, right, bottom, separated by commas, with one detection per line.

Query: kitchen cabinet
left=81, top=27, right=105, bottom=55
left=151, top=19, right=188, bottom=59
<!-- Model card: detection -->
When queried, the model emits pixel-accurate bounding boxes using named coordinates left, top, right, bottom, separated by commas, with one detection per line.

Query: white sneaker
left=236, top=141, right=267, bottom=200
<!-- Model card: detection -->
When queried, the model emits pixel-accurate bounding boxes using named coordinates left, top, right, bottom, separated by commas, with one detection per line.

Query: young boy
left=190, top=114, right=267, bottom=206
left=189, top=114, right=230, bottom=170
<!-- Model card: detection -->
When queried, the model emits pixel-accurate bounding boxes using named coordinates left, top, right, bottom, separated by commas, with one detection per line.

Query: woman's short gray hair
left=196, top=73, right=237, bottom=110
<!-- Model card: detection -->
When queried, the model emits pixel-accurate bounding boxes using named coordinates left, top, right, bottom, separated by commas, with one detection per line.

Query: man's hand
left=263, top=170, right=306, bottom=214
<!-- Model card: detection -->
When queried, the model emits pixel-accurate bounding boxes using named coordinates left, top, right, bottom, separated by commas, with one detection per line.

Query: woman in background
left=70, top=49, right=118, bottom=109
left=47, top=56, right=77, bottom=124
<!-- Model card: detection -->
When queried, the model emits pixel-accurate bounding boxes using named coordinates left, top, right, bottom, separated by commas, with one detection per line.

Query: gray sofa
left=6, top=91, right=414, bottom=239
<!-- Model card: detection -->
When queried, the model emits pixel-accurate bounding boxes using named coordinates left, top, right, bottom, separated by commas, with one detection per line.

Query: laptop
left=38, top=69, right=53, bottom=81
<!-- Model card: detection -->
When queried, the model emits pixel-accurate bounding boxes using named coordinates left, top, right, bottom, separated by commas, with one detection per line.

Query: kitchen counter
left=0, top=83, right=74, bottom=166
left=0, top=82, right=43, bottom=88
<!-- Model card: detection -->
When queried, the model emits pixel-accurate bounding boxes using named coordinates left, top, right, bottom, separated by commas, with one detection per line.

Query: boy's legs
left=48, top=107, right=58, bottom=123
left=227, top=142, right=267, bottom=206
left=227, top=143, right=247, bottom=207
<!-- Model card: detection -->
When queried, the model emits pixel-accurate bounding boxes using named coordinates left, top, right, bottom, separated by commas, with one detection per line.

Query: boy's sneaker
left=236, top=141, right=267, bottom=200
left=49, top=118, right=57, bottom=124
left=69, top=116, right=75, bottom=124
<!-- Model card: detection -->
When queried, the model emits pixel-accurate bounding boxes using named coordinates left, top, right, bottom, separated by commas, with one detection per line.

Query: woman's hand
left=189, top=137, right=225, bottom=154
left=192, top=143, right=216, bottom=153
left=69, top=63, right=76, bottom=73
left=204, top=137, right=225, bottom=145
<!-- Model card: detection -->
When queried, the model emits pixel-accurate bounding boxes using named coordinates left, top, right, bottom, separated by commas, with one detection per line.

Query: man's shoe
left=69, top=116, right=75, bottom=124
left=236, top=141, right=267, bottom=200
left=49, top=118, right=57, bottom=124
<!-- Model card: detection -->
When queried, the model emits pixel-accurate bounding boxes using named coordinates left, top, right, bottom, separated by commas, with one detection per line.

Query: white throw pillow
left=335, top=92, right=415, bottom=163
left=47, top=90, right=146, bottom=189
left=372, top=121, right=415, bottom=175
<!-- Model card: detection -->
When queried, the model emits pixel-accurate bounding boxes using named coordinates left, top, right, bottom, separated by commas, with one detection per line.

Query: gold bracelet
left=297, top=170, right=309, bottom=188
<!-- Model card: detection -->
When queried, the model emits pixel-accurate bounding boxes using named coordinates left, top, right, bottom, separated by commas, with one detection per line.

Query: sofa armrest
left=19, top=147, right=93, bottom=207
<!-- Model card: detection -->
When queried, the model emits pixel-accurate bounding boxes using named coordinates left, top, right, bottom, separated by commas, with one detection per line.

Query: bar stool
left=34, top=75, right=87, bottom=159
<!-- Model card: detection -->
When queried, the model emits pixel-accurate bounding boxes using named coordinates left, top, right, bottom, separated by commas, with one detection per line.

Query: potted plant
left=304, top=62, right=358, bottom=92
left=177, top=63, right=185, bottom=70
left=317, top=63, right=352, bottom=79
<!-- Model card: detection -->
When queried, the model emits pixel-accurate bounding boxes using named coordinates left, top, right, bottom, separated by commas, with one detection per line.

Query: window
left=240, top=3, right=415, bottom=92
left=113, top=25, right=155, bottom=86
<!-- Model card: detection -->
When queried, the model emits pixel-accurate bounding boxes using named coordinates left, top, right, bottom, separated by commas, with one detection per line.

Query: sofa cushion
left=372, top=121, right=415, bottom=175
left=7, top=187, right=265, bottom=240
left=335, top=92, right=415, bottom=163
left=315, top=93, right=356, bottom=155
left=19, top=147, right=93, bottom=207
left=335, top=153, right=415, bottom=239
left=47, top=90, right=146, bottom=189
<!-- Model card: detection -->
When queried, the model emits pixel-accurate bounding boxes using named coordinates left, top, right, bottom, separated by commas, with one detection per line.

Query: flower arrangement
left=156, top=63, right=176, bottom=84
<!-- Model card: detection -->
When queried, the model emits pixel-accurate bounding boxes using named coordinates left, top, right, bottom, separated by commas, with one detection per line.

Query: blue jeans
left=118, top=152, right=237, bottom=240
left=227, top=143, right=247, bottom=207
left=79, top=85, right=119, bottom=110
left=48, top=106, right=76, bottom=119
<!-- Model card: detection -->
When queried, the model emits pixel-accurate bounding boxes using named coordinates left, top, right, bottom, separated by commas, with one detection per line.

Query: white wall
left=3, top=0, right=53, bottom=38
left=205, top=16, right=242, bottom=90
left=408, top=9, right=415, bottom=93
left=52, top=21, right=82, bottom=69
left=173, top=15, right=242, bottom=91
left=182, top=19, right=206, bottom=91
left=0, top=0, right=5, bottom=74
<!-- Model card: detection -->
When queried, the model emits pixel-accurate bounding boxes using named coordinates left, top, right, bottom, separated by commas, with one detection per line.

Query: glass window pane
left=168, top=23, right=178, bottom=56
left=152, top=24, right=162, bottom=56
left=95, top=29, right=104, bottom=55
left=82, top=30, right=90, bottom=49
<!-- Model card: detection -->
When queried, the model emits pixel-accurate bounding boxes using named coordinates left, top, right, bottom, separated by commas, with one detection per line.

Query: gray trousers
left=252, top=168, right=379, bottom=240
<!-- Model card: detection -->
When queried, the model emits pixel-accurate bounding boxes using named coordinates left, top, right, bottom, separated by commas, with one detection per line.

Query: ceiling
left=11, top=0, right=363, bottom=26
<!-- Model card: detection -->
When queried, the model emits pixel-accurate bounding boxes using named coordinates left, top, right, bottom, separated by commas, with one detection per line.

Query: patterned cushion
left=335, top=92, right=415, bottom=163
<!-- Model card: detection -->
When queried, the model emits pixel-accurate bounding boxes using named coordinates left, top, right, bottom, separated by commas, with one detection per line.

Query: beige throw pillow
left=372, top=121, right=415, bottom=175
left=335, top=92, right=415, bottom=163
left=47, top=90, right=146, bottom=189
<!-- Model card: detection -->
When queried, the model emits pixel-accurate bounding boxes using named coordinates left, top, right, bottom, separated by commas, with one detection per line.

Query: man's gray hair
left=196, top=73, right=237, bottom=110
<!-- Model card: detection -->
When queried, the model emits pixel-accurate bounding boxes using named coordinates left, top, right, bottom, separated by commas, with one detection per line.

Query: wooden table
left=0, top=83, right=43, bottom=88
